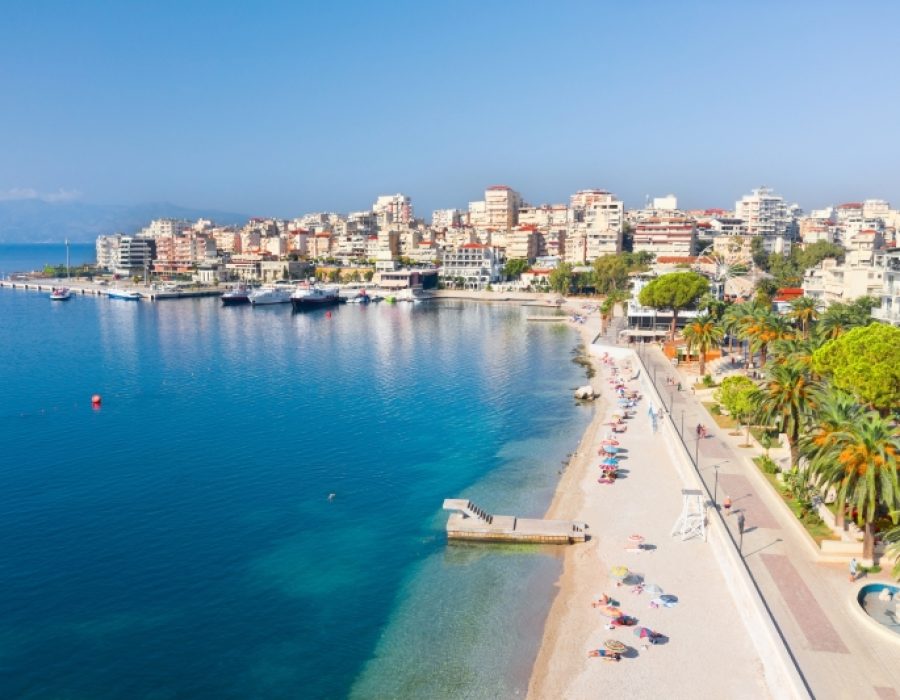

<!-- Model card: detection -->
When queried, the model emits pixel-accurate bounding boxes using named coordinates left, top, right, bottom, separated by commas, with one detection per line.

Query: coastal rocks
left=574, top=385, right=597, bottom=401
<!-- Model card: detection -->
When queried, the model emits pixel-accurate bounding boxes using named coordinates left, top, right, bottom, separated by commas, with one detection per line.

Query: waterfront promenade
left=528, top=309, right=771, bottom=699
left=633, top=340, right=900, bottom=699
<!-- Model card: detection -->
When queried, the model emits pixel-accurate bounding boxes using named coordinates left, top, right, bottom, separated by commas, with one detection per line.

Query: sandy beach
left=527, top=305, right=770, bottom=699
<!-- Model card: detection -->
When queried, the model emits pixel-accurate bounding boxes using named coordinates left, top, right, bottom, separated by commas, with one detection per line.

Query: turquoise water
left=0, top=288, right=592, bottom=698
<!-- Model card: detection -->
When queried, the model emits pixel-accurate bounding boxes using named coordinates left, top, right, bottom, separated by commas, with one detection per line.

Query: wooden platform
left=442, top=499, right=587, bottom=544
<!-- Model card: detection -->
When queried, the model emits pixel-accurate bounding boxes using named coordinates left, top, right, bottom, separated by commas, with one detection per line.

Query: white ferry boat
left=248, top=281, right=295, bottom=305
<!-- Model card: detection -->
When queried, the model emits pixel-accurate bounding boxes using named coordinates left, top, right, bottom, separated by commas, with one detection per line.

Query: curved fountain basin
left=857, top=583, right=900, bottom=636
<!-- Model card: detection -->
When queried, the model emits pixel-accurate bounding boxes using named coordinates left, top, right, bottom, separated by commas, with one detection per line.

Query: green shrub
left=756, top=456, right=779, bottom=474
left=709, top=404, right=722, bottom=415
left=702, top=374, right=715, bottom=387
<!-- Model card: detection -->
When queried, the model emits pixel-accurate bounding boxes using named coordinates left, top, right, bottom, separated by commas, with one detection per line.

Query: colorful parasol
left=610, top=565, right=629, bottom=581
left=598, top=605, right=621, bottom=618
left=604, top=639, right=627, bottom=652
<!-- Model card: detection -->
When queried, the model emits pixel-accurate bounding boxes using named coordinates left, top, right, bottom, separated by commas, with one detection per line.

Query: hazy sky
left=2, top=1, right=898, bottom=217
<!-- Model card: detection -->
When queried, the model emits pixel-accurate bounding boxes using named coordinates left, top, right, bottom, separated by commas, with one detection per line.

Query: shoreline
left=527, top=306, right=608, bottom=698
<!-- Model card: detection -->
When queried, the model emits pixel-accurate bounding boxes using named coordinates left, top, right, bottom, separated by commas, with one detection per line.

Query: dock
left=526, top=315, right=568, bottom=322
left=0, top=280, right=222, bottom=301
left=442, top=499, right=588, bottom=544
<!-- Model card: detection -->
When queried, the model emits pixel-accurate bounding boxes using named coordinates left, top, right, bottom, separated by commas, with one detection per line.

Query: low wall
left=594, top=342, right=813, bottom=700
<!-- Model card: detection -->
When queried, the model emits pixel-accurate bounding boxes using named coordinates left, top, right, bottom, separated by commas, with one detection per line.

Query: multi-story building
left=468, top=185, right=523, bottom=231
left=873, top=248, right=900, bottom=326
left=802, top=254, right=884, bottom=306
left=734, top=187, right=797, bottom=254
left=439, top=243, right=503, bottom=289
left=152, top=233, right=216, bottom=277
left=373, top=194, right=413, bottom=227
left=140, top=218, right=191, bottom=239
left=568, top=189, right=623, bottom=261
left=95, top=234, right=156, bottom=276
left=506, top=225, right=538, bottom=260
left=652, top=194, right=678, bottom=211
left=632, top=216, right=696, bottom=256
left=431, top=209, right=462, bottom=230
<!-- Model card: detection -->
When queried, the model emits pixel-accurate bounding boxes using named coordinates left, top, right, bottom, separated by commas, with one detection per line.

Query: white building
left=373, top=194, right=413, bottom=227
left=431, top=209, right=462, bottom=230
left=734, top=187, right=797, bottom=255
left=468, top=185, right=523, bottom=231
left=439, top=243, right=503, bottom=289
left=652, top=194, right=678, bottom=211
left=95, top=234, right=155, bottom=275
left=872, top=248, right=900, bottom=326
left=802, top=256, right=884, bottom=306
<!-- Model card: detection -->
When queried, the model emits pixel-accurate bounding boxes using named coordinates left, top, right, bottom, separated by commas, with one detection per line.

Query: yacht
left=108, top=288, right=142, bottom=301
left=50, top=287, right=73, bottom=301
left=249, top=281, right=295, bottom=305
left=291, top=284, right=341, bottom=310
left=221, top=284, right=251, bottom=306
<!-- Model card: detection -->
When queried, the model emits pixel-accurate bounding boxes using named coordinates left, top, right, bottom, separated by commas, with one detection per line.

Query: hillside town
left=92, top=185, right=900, bottom=326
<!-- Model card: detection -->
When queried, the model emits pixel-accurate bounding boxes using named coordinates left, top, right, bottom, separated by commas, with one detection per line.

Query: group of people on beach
left=587, top=357, right=668, bottom=664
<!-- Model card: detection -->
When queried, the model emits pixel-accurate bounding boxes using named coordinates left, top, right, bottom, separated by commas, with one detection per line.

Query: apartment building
left=439, top=243, right=503, bottom=289
left=734, top=187, right=797, bottom=254
left=95, top=234, right=156, bottom=275
left=632, top=216, right=696, bottom=256
left=802, top=255, right=884, bottom=306
left=872, top=248, right=900, bottom=326
left=373, top=194, right=413, bottom=227
left=152, top=233, right=216, bottom=276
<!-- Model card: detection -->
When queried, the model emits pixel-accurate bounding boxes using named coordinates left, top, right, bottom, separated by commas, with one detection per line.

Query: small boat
left=346, top=290, right=371, bottom=304
left=249, top=281, right=295, bottom=306
left=221, top=284, right=251, bottom=306
left=291, top=284, right=341, bottom=310
left=50, top=287, right=73, bottom=301
left=108, top=288, right=142, bottom=301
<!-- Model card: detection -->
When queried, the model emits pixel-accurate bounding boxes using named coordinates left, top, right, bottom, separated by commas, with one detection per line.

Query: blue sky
left=2, top=1, right=898, bottom=216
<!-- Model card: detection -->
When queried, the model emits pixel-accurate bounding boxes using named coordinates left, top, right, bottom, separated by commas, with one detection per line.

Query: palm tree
left=811, top=412, right=900, bottom=560
left=722, top=302, right=750, bottom=356
left=789, top=296, right=820, bottom=339
left=755, top=362, right=818, bottom=469
left=801, top=387, right=863, bottom=528
left=768, top=336, right=822, bottom=372
left=681, top=314, right=724, bottom=376
left=742, top=307, right=793, bottom=367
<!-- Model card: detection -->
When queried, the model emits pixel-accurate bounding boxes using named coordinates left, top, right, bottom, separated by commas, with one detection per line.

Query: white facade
left=373, top=194, right=413, bottom=227
left=652, top=194, right=678, bottom=211
left=873, top=249, right=900, bottom=325
left=802, top=257, right=884, bottom=306
left=439, top=244, right=503, bottom=289
left=734, top=187, right=797, bottom=255
left=632, top=216, right=697, bottom=256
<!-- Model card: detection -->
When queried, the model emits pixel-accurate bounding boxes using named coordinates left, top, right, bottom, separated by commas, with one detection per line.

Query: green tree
left=884, top=524, right=900, bottom=580
left=363, top=270, right=375, bottom=282
left=681, top=314, right=724, bottom=375
left=809, top=411, right=900, bottom=560
left=755, top=363, right=818, bottom=468
left=741, top=307, right=792, bottom=367
left=801, top=386, right=863, bottom=528
left=637, top=271, right=709, bottom=339
left=789, top=296, right=820, bottom=339
left=812, top=324, right=900, bottom=414
left=503, top=258, right=529, bottom=279
left=714, top=375, right=758, bottom=443
left=591, top=255, right=630, bottom=294
left=548, top=263, right=574, bottom=294
left=750, top=237, right=769, bottom=270
left=797, top=241, right=844, bottom=270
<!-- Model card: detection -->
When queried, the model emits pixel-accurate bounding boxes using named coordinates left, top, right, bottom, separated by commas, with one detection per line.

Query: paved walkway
left=628, top=339, right=900, bottom=699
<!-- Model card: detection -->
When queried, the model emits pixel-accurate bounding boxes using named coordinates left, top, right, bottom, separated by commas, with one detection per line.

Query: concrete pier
left=0, top=280, right=222, bottom=301
left=442, top=499, right=588, bottom=544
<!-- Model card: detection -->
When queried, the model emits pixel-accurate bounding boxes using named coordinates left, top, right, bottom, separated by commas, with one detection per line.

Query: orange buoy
left=91, top=394, right=102, bottom=407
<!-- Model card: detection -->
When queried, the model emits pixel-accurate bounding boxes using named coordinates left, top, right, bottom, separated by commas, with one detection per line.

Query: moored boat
left=221, top=284, right=251, bottom=306
left=248, top=281, right=294, bottom=306
left=108, top=288, right=142, bottom=301
left=291, top=284, right=341, bottom=310
left=50, top=287, right=73, bottom=301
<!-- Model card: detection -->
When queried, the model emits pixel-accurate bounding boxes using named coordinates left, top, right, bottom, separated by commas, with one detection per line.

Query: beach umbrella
left=598, top=605, right=621, bottom=618
left=633, top=627, right=653, bottom=639
left=601, top=457, right=619, bottom=465
left=604, top=639, right=627, bottom=653
left=602, top=445, right=618, bottom=454
left=644, top=583, right=663, bottom=596
left=601, top=439, right=619, bottom=446
left=610, top=565, right=629, bottom=581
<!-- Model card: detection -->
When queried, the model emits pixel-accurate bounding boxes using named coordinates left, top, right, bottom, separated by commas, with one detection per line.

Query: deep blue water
left=0, top=289, right=592, bottom=699
left=0, top=243, right=96, bottom=276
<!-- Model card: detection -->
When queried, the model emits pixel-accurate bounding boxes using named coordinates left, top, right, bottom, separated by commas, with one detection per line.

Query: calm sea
left=0, top=243, right=96, bottom=276
left=0, top=285, right=593, bottom=699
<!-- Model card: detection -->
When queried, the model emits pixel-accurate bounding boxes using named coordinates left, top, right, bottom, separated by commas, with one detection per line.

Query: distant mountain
left=0, top=200, right=249, bottom=243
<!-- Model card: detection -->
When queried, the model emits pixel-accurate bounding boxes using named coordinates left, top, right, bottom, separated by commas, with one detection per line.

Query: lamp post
left=737, top=512, right=746, bottom=554
left=680, top=410, right=685, bottom=437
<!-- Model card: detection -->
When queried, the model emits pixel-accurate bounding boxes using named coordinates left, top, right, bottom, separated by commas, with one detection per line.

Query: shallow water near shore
left=0, top=290, right=591, bottom=698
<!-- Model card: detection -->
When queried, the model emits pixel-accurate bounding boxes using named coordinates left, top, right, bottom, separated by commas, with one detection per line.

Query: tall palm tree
left=681, top=314, right=724, bottom=376
left=722, top=302, right=750, bottom=356
left=811, top=412, right=900, bottom=560
left=755, top=362, right=818, bottom=469
left=742, top=307, right=793, bottom=367
left=768, top=336, right=823, bottom=372
left=789, top=296, right=820, bottom=339
left=801, top=387, right=863, bottom=527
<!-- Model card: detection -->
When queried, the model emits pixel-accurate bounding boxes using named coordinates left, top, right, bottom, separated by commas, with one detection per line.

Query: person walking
left=849, top=557, right=859, bottom=582
left=723, top=496, right=732, bottom=515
